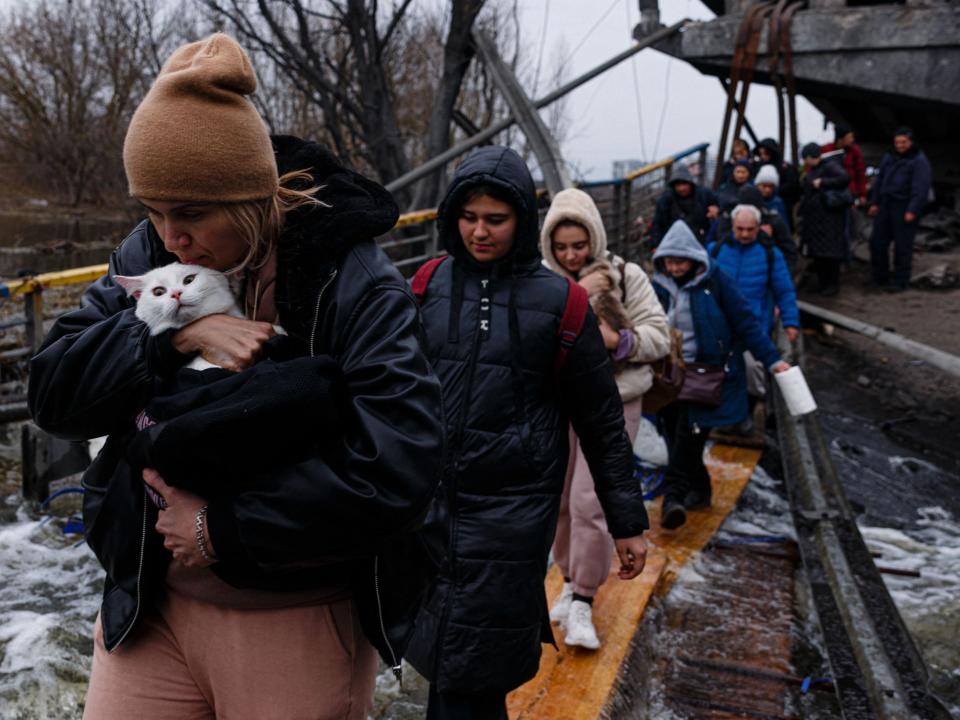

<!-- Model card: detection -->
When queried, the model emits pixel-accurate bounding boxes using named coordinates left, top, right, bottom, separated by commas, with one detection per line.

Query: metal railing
left=377, top=141, right=710, bottom=273
left=0, top=141, right=708, bottom=359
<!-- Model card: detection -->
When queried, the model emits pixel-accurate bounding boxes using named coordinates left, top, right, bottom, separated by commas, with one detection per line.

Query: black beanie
left=801, top=142, right=821, bottom=159
left=834, top=122, right=852, bottom=141
left=738, top=184, right=764, bottom=209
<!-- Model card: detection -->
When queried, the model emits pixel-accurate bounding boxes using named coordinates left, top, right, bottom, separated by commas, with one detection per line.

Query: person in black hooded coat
left=798, top=143, right=851, bottom=296
left=28, top=33, right=443, bottom=719
left=404, top=146, right=649, bottom=717
left=650, top=163, right=720, bottom=245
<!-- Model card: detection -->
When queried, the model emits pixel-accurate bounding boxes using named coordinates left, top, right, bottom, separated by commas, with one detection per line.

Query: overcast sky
left=510, top=0, right=831, bottom=180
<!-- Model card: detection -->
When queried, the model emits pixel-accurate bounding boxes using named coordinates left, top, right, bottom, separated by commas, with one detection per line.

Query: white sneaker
left=564, top=599, right=601, bottom=650
left=549, top=582, right=573, bottom=625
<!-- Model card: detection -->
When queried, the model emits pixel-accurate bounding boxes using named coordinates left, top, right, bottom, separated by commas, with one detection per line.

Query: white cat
left=115, top=263, right=244, bottom=371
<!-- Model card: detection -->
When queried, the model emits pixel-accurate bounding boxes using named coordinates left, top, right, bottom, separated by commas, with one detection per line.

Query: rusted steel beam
left=385, top=20, right=689, bottom=194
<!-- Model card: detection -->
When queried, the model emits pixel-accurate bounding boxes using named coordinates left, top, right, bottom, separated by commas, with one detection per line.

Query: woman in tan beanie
left=29, top=33, right=443, bottom=719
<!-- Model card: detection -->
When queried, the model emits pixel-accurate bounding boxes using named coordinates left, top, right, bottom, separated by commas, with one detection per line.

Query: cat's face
left=115, top=263, right=236, bottom=334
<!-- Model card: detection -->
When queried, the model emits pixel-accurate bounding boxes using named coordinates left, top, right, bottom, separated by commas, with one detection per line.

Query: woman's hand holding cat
left=173, top=314, right=276, bottom=372
left=598, top=318, right=620, bottom=351
left=143, top=468, right=216, bottom=568
left=578, top=272, right=610, bottom=296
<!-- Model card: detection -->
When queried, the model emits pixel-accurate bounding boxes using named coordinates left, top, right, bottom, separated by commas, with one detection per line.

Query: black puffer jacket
left=28, top=136, right=444, bottom=666
left=404, top=146, right=648, bottom=694
left=651, top=164, right=719, bottom=245
left=799, top=156, right=851, bottom=259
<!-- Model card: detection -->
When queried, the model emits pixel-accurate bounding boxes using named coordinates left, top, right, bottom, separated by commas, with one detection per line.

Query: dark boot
left=684, top=486, right=712, bottom=511
left=660, top=497, right=687, bottom=530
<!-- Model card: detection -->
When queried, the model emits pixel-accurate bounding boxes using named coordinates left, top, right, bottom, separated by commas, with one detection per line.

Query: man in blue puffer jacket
left=707, top=204, right=800, bottom=421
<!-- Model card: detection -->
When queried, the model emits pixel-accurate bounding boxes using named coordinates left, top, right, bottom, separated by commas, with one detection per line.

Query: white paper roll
left=774, top=366, right=818, bottom=416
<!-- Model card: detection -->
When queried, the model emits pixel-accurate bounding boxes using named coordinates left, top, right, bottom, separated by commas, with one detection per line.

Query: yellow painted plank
left=508, top=551, right=667, bottom=720
left=507, top=444, right=761, bottom=719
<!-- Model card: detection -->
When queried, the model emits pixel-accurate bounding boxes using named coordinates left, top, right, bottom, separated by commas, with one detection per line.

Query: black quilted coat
left=404, top=146, right=649, bottom=694
left=799, top=157, right=851, bottom=260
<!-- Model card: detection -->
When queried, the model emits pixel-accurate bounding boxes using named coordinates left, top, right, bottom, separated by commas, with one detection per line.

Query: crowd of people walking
left=24, top=30, right=938, bottom=720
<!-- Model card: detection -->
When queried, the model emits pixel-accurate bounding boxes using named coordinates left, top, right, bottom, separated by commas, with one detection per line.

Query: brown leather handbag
left=642, top=328, right=686, bottom=414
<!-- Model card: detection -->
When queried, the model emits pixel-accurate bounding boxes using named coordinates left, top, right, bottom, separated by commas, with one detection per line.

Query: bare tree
left=0, top=0, right=190, bottom=205
left=203, top=1, right=417, bottom=196
left=410, top=0, right=485, bottom=209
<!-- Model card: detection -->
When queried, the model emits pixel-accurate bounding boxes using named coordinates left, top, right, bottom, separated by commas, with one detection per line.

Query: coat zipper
left=309, top=270, right=339, bottom=357
left=434, top=278, right=486, bottom=676
left=373, top=555, right=402, bottom=685
left=110, top=492, right=147, bottom=652
left=310, top=270, right=400, bottom=681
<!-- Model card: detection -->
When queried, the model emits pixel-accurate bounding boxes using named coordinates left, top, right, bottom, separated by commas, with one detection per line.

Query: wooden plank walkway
left=507, top=445, right=763, bottom=719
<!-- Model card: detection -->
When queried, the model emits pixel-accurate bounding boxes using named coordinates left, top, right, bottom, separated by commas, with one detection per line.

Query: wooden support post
left=698, top=147, right=709, bottom=186
left=24, top=288, right=44, bottom=356
left=20, top=422, right=91, bottom=502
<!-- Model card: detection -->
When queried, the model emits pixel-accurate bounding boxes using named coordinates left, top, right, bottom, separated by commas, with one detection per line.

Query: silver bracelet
left=195, top=505, right=216, bottom=563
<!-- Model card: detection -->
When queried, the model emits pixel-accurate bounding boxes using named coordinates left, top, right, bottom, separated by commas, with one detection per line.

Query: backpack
left=411, top=256, right=589, bottom=376
left=710, top=236, right=776, bottom=294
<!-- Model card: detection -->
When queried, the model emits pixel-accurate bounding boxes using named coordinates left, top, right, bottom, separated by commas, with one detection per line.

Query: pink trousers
left=83, top=591, right=378, bottom=720
left=552, top=397, right=644, bottom=597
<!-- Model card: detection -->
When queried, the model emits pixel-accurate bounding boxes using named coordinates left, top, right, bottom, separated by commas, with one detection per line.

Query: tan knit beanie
left=123, top=33, right=278, bottom=202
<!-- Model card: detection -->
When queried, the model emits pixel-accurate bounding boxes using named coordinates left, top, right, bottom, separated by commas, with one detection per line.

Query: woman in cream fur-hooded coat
left=541, top=188, right=669, bottom=646
left=541, top=188, right=670, bottom=402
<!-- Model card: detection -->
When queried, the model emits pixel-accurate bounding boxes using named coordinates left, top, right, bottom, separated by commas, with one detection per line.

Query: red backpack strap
left=555, top=278, right=589, bottom=376
left=411, top=256, right=448, bottom=304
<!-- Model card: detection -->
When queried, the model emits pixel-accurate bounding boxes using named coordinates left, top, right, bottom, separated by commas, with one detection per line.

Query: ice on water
left=0, top=502, right=100, bottom=718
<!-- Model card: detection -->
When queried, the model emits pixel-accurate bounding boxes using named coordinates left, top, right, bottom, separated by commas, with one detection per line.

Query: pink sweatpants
left=552, top=397, right=644, bottom=597
left=83, top=591, right=378, bottom=720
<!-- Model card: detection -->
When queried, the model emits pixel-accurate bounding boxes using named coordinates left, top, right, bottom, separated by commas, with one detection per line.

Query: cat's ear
left=114, top=274, right=144, bottom=299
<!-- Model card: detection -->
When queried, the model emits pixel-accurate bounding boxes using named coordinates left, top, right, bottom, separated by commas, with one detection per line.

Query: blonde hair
left=222, top=169, right=329, bottom=272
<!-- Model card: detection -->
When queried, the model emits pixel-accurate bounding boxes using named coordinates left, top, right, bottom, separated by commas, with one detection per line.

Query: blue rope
left=801, top=676, right=832, bottom=693
left=36, top=487, right=86, bottom=538
left=39, top=487, right=85, bottom=511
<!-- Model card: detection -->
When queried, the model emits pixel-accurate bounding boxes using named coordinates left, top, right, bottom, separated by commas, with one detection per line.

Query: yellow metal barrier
left=395, top=208, right=438, bottom=228
left=1, top=265, right=109, bottom=297
left=624, top=155, right=675, bottom=183
left=0, top=264, right=110, bottom=356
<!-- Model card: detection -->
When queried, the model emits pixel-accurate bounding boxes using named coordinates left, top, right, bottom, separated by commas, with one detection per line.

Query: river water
left=1, top=337, right=958, bottom=718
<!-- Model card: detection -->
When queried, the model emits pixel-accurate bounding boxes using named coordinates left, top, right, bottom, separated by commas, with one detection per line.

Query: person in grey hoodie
left=651, top=221, right=790, bottom=529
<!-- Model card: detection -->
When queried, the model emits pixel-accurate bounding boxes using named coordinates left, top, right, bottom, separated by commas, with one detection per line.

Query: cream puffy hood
left=539, top=188, right=670, bottom=402
left=540, top=187, right=614, bottom=283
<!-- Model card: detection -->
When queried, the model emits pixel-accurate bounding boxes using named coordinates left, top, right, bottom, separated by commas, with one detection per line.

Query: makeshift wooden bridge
left=507, top=444, right=763, bottom=719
